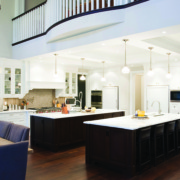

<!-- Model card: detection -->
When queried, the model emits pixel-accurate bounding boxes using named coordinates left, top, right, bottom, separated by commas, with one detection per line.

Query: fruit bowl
left=85, top=109, right=91, bottom=112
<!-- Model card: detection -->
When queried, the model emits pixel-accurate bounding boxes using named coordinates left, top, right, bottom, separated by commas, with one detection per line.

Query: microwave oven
left=170, top=90, right=180, bottom=102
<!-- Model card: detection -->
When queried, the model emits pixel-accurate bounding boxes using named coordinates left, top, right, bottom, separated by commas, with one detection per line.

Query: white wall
left=144, top=62, right=180, bottom=111
left=0, top=0, right=15, bottom=58
left=12, top=0, right=180, bottom=59
left=86, top=66, right=130, bottom=115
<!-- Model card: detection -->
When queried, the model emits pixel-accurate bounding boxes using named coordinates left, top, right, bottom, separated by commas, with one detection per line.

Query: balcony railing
left=12, top=0, right=148, bottom=45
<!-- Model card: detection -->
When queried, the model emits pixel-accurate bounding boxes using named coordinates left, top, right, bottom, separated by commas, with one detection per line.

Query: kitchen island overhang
left=84, top=114, right=180, bottom=177
left=30, top=109, right=125, bottom=151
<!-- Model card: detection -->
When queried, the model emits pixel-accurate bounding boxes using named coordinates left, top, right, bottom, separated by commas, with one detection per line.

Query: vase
left=24, top=105, right=26, bottom=110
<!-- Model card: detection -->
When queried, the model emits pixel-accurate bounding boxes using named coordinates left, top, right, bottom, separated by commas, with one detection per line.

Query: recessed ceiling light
left=102, top=43, right=105, bottom=46
left=162, top=31, right=166, bottom=34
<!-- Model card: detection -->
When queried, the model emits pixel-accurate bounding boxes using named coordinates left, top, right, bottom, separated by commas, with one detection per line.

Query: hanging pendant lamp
left=122, top=39, right=130, bottom=74
left=80, top=58, right=86, bottom=80
left=147, top=47, right=154, bottom=76
left=166, top=53, right=172, bottom=79
left=101, top=61, right=106, bottom=81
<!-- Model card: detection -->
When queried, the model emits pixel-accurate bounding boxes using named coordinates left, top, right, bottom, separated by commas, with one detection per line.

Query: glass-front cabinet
left=64, top=72, right=77, bottom=96
left=15, top=68, right=21, bottom=94
left=4, top=68, right=11, bottom=94
left=65, top=72, right=70, bottom=94
left=72, top=73, right=77, bottom=94
left=3, top=67, right=22, bottom=97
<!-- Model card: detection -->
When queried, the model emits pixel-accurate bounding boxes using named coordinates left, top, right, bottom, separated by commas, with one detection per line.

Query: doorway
left=130, top=71, right=144, bottom=115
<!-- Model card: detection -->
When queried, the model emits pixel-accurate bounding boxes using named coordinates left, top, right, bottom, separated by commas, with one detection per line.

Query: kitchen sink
left=153, top=114, right=164, bottom=117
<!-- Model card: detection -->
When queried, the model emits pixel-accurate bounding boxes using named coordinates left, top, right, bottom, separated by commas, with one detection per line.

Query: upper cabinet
left=64, top=72, right=77, bottom=97
left=2, top=61, right=24, bottom=98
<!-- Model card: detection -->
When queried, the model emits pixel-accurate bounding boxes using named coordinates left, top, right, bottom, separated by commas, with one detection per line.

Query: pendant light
left=54, top=54, right=58, bottom=77
left=80, top=58, right=86, bottom=81
left=101, top=61, right=106, bottom=81
left=122, top=39, right=130, bottom=74
left=166, top=53, right=172, bottom=79
left=147, top=47, right=154, bottom=76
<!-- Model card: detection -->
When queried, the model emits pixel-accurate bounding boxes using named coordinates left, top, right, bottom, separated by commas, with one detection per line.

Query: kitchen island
left=30, top=109, right=125, bottom=151
left=84, top=113, right=180, bottom=177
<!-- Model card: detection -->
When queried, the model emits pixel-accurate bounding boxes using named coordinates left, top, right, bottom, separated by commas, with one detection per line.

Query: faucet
left=76, top=92, right=83, bottom=111
left=151, top=101, right=161, bottom=115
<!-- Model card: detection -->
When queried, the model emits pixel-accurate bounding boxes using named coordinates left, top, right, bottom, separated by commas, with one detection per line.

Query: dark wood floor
left=26, top=146, right=180, bottom=180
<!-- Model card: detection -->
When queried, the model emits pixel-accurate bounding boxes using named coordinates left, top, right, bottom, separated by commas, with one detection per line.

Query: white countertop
left=0, top=110, right=36, bottom=114
left=30, top=109, right=125, bottom=119
left=84, top=113, right=180, bottom=130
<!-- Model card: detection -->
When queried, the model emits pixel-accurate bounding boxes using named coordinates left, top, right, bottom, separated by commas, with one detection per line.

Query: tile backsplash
left=3, top=89, right=66, bottom=108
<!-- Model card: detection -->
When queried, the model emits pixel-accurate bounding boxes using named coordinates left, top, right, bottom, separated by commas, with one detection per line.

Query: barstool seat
left=153, top=124, right=165, bottom=165
left=138, top=127, right=151, bottom=171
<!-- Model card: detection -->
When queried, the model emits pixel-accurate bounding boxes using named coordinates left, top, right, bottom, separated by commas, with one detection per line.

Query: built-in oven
left=170, top=90, right=180, bottom=102
left=91, top=90, right=102, bottom=109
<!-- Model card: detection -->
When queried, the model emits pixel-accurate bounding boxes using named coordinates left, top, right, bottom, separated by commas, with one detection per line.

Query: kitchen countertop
left=30, top=109, right=125, bottom=119
left=84, top=113, right=180, bottom=130
left=0, top=110, right=36, bottom=114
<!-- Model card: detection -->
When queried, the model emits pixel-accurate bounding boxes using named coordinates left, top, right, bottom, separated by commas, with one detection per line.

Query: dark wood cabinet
left=30, top=111, right=125, bottom=151
left=85, top=119, right=180, bottom=177
left=86, top=124, right=136, bottom=176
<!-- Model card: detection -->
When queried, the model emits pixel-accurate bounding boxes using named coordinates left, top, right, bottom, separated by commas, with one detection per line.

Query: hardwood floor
left=26, top=146, right=180, bottom=180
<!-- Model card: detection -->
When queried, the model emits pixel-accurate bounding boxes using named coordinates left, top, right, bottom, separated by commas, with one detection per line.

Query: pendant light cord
left=148, top=47, right=153, bottom=71
left=123, top=39, right=128, bottom=66
left=54, top=54, right=57, bottom=74
left=125, top=41, right=127, bottom=66
left=167, top=53, right=171, bottom=73
left=102, top=61, right=105, bottom=77
left=81, top=58, right=85, bottom=76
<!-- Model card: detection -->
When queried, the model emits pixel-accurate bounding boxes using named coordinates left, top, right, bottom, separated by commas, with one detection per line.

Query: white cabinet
left=63, top=72, right=77, bottom=97
left=170, top=103, right=180, bottom=114
left=0, top=110, right=36, bottom=127
left=3, top=66, right=23, bottom=98
left=146, top=85, right=169, bottom=113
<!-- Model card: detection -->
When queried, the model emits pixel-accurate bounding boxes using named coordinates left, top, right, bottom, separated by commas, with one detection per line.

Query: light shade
left=101, top=77, right=106, bottom=81
left=122, top=66, right=130, bottom=74
left=147, top=70, right=154, bottom=76
left=166, top=72, right=172, bottom=79
left=80, top=75, right=86, bottom=80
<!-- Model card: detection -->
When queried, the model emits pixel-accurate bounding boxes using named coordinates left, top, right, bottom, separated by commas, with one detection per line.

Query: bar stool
left=165, top=121, right=176, bottom=158
left=176, top=119, right=180, bottom=153
left=138, top=127, right=151, bottom=171
left=153, top=124, right=165, bottom=165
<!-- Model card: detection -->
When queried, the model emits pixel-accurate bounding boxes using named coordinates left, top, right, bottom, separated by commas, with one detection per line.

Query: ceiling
left=24, top=25, right=180, bottom=71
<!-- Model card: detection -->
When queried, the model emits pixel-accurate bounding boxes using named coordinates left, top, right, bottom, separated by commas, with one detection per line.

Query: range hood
left=29, top=81, right=65, bottom=90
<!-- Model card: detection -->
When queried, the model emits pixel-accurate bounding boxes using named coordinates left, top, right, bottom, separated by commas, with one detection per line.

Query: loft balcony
left=12, top=0, right=148, bottom=45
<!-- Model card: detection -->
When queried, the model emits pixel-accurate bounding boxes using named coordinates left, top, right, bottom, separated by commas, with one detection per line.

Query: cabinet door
left=65, top=72, right=70, bottom=95
left=91, top=126, right=109, bottom=160
left=4, top=67, right=11, bottom=95
left=57, top=119, right=70, bottom=145
left=71, top=73, right=77, bottom=96
left=70, top=117, right=84, bottom=143
left=15, top=68, right=21, bottom=95
left=33, top=117, right=44, bottom=143
left=43, top=118, right=54, bottom=145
